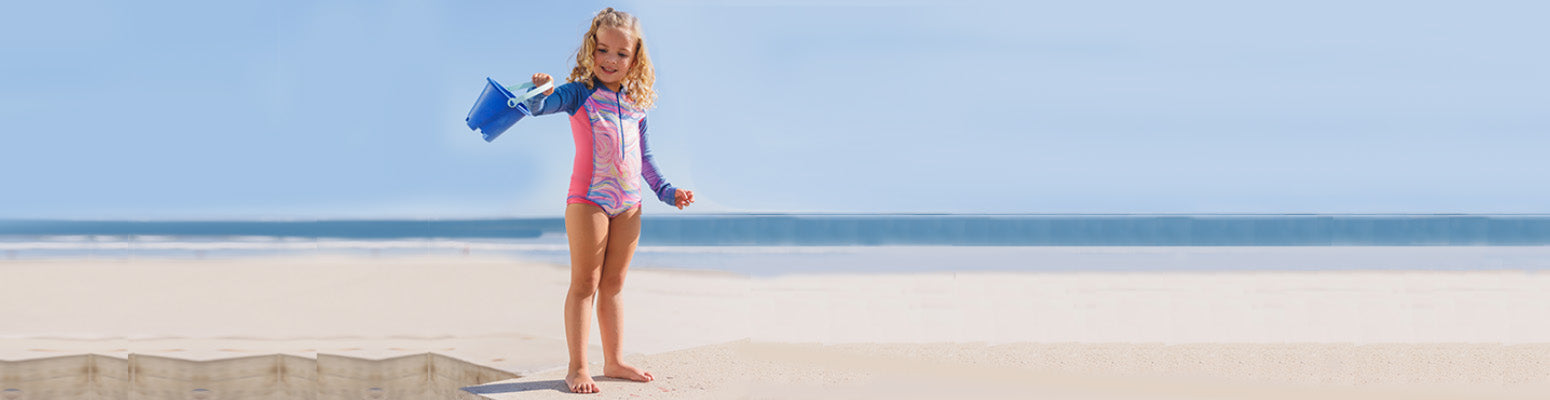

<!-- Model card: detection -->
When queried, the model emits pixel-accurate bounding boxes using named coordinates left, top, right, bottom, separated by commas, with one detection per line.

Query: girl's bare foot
left=603, top=362, right=655, bottom=382
left=566, top=368, right=599, bottom=394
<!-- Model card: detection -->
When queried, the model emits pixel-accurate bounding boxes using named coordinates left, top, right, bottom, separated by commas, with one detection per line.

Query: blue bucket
left=465, top=77, right=551, bottom=142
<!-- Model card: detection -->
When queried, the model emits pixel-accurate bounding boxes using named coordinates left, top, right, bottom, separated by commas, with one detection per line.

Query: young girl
left=523, top=7, right=694, bottom=394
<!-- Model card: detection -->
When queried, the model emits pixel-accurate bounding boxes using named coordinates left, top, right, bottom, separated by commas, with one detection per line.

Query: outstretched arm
left=524, top=73, right=586, bottom=116
left=639, top=117, right=693, bottom=209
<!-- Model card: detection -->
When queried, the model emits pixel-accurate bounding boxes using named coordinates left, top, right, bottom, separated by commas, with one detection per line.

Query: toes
left=569, top=380, right=600, bottom=394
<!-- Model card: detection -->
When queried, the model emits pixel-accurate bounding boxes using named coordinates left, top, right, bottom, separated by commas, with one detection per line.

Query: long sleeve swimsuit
left=524, top=79, right=677, bottom=217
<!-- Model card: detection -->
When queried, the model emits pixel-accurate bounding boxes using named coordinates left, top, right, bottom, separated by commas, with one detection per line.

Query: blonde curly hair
left=567, top=7, right=657, bottom=110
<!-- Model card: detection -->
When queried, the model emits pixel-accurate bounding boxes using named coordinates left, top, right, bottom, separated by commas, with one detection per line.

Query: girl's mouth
left=602, top=66, right=618, bottom=74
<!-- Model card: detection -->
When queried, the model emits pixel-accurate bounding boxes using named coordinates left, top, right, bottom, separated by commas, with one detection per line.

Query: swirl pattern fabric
left=567, top=87, right=645, bottom=217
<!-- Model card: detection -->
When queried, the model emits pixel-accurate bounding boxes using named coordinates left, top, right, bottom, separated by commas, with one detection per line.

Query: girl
left=523, top=7, right=694, bottom=394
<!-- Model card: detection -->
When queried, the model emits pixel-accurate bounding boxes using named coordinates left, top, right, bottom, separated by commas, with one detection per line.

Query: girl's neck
left=598, top=78, right=622, bottom=93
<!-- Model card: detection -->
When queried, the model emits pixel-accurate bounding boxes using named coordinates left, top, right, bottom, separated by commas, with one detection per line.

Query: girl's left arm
left=638, top=117, right=680, bottom=206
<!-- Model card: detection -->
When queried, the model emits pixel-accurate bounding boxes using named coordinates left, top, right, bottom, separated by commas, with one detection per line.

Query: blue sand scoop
left=465, top=77, right=554, bottom=142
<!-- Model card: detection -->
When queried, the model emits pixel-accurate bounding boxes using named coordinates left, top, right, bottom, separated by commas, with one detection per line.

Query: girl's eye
left=618, top=53, right=627, bottom=58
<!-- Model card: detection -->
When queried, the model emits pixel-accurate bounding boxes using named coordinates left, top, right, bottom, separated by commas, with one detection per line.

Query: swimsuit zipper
left=616, top=91, right=626, bottom=161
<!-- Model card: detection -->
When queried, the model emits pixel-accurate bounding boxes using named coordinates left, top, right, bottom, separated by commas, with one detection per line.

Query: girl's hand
left=674, top=189, right=695, bottom=210
left=531, top=73, right=555, bottom=95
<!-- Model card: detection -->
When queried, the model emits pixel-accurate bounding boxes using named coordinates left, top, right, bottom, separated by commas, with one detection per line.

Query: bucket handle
left=505, top=81, right=555, bottom=109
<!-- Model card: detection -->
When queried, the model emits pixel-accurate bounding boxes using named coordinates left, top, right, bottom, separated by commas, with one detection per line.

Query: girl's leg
left=563, top=203, right=609, bottom=394
left=596, top=205, right=654, bottom=381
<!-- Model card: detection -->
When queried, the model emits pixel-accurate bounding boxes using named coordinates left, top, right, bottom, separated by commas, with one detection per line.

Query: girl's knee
left=568, top=278, right=601, bottom=298
left=597, top=276, right=625, bottom=297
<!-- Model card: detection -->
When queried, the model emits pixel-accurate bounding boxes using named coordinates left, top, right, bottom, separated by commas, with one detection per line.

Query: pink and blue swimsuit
left=524, top=79, right=677, bottom=217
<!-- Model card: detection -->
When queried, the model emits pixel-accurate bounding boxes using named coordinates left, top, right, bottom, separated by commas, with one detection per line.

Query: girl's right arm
left=524, top=73, right=586, bottom=116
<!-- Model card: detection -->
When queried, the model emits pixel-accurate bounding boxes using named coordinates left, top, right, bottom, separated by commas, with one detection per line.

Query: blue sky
left=2, top=0, right=1546, bottom=219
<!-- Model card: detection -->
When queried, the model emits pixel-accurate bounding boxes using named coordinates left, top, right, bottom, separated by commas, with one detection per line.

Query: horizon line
left=3, top=212, right=1550, bottom=223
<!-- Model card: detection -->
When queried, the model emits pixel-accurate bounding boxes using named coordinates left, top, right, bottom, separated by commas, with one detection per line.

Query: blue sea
left=3, top=214, right=1548, bottom=275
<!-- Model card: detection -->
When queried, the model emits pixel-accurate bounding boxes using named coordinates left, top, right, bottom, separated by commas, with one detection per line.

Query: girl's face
left=592, top=27, right=634, bottom=89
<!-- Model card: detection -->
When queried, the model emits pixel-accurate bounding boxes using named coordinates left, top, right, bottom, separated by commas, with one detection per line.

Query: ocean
left=3, top=214, right=1548, bottom=275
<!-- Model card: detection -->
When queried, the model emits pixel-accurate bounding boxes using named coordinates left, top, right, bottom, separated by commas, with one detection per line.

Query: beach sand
left=4, top=254, right=1550, bottom=399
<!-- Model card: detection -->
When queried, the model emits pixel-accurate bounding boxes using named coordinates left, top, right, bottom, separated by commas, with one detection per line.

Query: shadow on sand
left=463, top=376, right=643, bottom=396
left=462, top=379, right=565, bottom=396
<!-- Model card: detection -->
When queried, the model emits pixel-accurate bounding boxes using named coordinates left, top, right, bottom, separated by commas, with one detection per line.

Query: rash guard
left=524, top=79, right=677, bottom=217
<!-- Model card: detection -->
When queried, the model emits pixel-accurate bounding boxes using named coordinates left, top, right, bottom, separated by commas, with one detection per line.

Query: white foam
left=0, top=242, right=128, bottom=250
left=0, top=237, right=869, bottom=257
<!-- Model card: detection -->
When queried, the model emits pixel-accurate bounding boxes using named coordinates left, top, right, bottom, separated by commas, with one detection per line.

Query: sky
left=1, top=0, right=1546, bottom=219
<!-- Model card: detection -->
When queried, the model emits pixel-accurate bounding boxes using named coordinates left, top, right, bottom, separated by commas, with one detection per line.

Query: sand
left=4, top=254, right=1550, bottom=399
